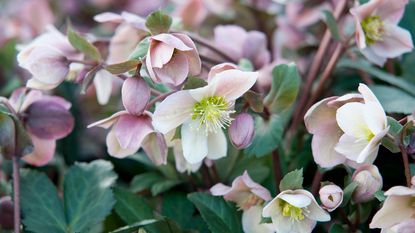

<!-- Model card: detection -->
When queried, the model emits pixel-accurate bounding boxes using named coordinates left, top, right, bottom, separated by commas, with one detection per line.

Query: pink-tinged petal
left=151, top=33, right=193, bottom=51
left=87, top=110, right=129, bottom=129
left=214, top=25, right=246, bottom=61
left=304, top=97, right=338, bottom=134
left=108, top=24, right=145, bottom=64
left=335, top=134, right=369, bottom=162
left=152, top=91, right=195, bottom=134
left=146, top=45, right=157, bottom=82
left=350, top=10, right=367, bottom=49
left=8, top=88, right=27, bottom=111
left=122, top=77, right=150, bottom=115
left=94, top=69, right=114, bottom=105
left=106, top=129, right=139, bottom=158
left=26, top=78, right=60, bottom=91
left=142, top=132, right=168, bottom=165
left=173, top=140, right=202, bottom=173
left=206, top=129, right=227, bottom=160
left=181, top=122, right=208, bottom=164
left=210, top=183, right=233, bottom=196
left=188, top=82, right=218, bottom=102
left=361, top=47, right=387, bottom=66
left=384, top=186, right=415, bottom=196
left=327, top=94, right=363, bottom=108
left=174, top=0, right=208, bottom=29
left=262, top=197, right=279, bottom=217
left=370, top=195, right=415, bottom=229
left=41, top=96, right=72, bottom=110
left=120, top=12, right=147, bottom=30
left=114, top=114, right=153, bottom=149
left=350, top=0, right=380, bottom=22
left=242, top=31, right=270, bottom=69
left=25, top=100, right=74, bottom=140
left=172, top=33, right=202, bottom=76
left=375, top=0, right=408, bottom=24
left=242, top=205, right=274, bottom=233
left=93, top=12, right=124, bottom=23
left=22, top=134, right=55, bottom=167
left=278, top=192, right=312, bottom=208
left=150, top=41, right=175, bottom=68
left=207, top=63, right=237, bottom=83
left=229, top=113, right=255, bottom=150
left=241, top=171, right=272, bottom=201
left=371, top=24, right=414, bottom=58
left=211, top=69, right=259, bottom=101
left=18, top=90, right=43, bottom=112
left=300, top=190, right=331, bottom=221
left=153, top=53, right=189, bottom=86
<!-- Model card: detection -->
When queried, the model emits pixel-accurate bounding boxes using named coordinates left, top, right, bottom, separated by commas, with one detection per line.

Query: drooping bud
left=228, top=113, right=255, bottom=149
left=0, top=112, right=16, bottom=159
left=0, top=196, right=14, bottom=230
left=319, top=184, right=343, bottom=212
left=122, top=77, right=150, bottom=115
left=352, top=165, right=383, bottom=203
left=142, top=132, right=168, bottom=166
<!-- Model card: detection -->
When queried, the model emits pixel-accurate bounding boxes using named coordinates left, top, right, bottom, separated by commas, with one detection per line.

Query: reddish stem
left=272, top=150, right=282, bottom=193
left=12, top=156, right=20, bottom=233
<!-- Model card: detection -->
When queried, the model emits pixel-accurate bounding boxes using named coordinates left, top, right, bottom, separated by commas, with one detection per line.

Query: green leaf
left=183, top=77, right=207, bottom=90
left=329, top=223, right=348, bottom=233
left=162, top=192, right=195, bottom=229
left=145, top=11, right=173, bottom=35
left=323, top=10, right=341, bottom=41
left=374, top=190, right=386, bottom=202
left=113, top=188, right=154, bottom=224
left=263, top=63, right=301, bottom=114
left=341, top=181, right=359, bottom=207
left=67, top=22, right=101, bottom=61
left=370, top=85, right=415, bottom=114
left=337, top=59, right=415, bottom=96
left=130, top=172, right=164, bottom=193
left=188, top=192, right=242, bottom=233
left=105, top=60, right=140, bottom=75
left=279, top=169, right=304, bottom=191
left=110, top=220, right=159, bottom=233
left=245, top=113, right=287, bottom=157
left=238, top=58, right=254, bottom=71
left=402, top=120, right=415, bottom=146
left=259, top=217, right=272, bottom=224
left=129, top=37, right=150, bottom=60
left=64, top=160, right=117, bottom=233
left=151, top=180, right=183, bottom=196
left=20, top=169, right=67, bottom=233
left=381, top=116, right=403, bottom=153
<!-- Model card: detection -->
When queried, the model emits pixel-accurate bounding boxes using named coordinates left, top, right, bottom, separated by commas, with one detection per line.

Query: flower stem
left=399, top=144, right=412, bottom=187
left=272, top=150, right=282, bottom=193
left=12, top=156, right=20, bottom=233
left=311, top=169, right=323, bottom=195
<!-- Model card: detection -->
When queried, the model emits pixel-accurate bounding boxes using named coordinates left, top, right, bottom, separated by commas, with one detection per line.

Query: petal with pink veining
left=122, top=77, right=150, bottom=115
left=114, top=114, right=153, bottom=149
left=22, top=134, right=56, bottom=167
left=153, top=52, right=189, bottom=86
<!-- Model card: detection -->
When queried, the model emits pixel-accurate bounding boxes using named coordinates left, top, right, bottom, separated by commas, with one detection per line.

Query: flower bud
left=0, top=113, right=16, bottom=159
left=0, top=196, right=14, bottom=230
left=229, top=113, right=255, bottom=149
left=122, top=77, right=150, bottom=115
left=319, top=184, right=343, bottom=212
left=352, top=165, right=383, bottom=203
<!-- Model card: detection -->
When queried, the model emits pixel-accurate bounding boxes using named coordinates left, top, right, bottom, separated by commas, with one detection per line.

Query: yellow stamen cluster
left=279, top=200, right=305, bottom=222
left=192, top=96, right=234, bottom=133
left=361, top=16, right=385, bottom=46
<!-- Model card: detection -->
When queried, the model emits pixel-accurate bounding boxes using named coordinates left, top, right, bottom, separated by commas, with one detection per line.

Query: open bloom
left=152, top=67, right=258, bottom=164
left=263, top=189, right=330, bottom=233
left=211, top=171, right=274, bottom=233
left=305, top=83, right=388, bottom=168
left=8, top=88, right=74, bottom=166
left=146, top=33, right=201, bottom=87
left=350, top=0, right=413, bottom=66
left=370, top=185, right=415, bottom=231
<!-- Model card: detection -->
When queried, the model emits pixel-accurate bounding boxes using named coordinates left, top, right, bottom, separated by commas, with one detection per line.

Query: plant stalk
left=12, top=156, right=20, bottom=233
left=272, top=150, right=282, bottom=193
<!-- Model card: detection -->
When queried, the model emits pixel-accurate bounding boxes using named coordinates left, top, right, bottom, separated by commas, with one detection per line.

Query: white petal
left=336, top=102, right=370, bottom=139
left=242, top=206, right=274, bottom=233
left=94, top=69, right=113, bottom=105
left=278, top=192, right=312, bottom=208
left=335, top=134, right=368, bottom=162
left=181, top=122, right=208, bottom=164
left=262, top=198, right=279, bottom=217
left=206, top=130, right=227, bottom=160
left=370, top=195, right=415, bottom=229
left=26, top=78, right=60, bottom=90
left=106, top=129, right=139, bottom=158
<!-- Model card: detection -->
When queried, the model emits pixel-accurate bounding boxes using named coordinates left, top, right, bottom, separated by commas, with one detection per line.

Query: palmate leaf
left=20, top=160, right=117, bottom=233
left=188, top=192, right=242, bottom=233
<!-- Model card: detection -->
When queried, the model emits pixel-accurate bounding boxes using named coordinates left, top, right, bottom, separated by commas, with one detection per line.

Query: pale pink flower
left=173, top=0, right=208, bottom=29
left=319, top=184, right=343, bottom=212
left=210, top=171, right=272, bottom=210
left=242, top=205, right=275, bottom=233
left=152, top=68, right=258, bottom=164
left=263, top=189, right=331, bottom=233
left=146, top=33, right=201, bottom=87
left=352, top=164, right=383, bottom=203
left=350, top=0, right=413, bottom=66
left=8, top=88, right=74, bottom=166
left=305, top=84, right=388, bottom=168
left=228, top=113, right=255, bottom=150
left=370, top=186, right=415, bottom=231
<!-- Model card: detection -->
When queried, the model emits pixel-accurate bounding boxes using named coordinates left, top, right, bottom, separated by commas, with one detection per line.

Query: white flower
left=262, top=189, right=330, bottom=233
left=152, top=67, right=258, bottom=164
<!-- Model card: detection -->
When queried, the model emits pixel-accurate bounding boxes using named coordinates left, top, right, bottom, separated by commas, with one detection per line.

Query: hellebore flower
left=350, top=0, right=413, bottom=66
left=263, top=189, right=331, bottom=233
left=152, top=67, right=258, bottom=164
left=228, top=113, right=255, bottom=150
left=146, top=33, right=201, bottom=87
left=305, top=83, right=388, bottom=168
left=8, top=88, right=74, bottom=166
left=319, top=184, right=343, bottom=212
left=88, top=77, right=167, bottom=165
left=352, top=164, right=383, bottom=203
left=211, top=171, right=274, bottom=233
left=370, top=185, right=415, bottom=231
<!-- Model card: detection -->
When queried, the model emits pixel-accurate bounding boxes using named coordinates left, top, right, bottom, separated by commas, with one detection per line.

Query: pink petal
left=172, top=33, right=202, bottom=76
left=151, top=33, right=193, bottom=51
left=150, top=41, right=175, bottom=68
left=152, top=90, right=195, bottom=134
left=207, top=63, right=237, bottom=83
left=361, top=47, right=387, bottom=66
left=371, top=24, right=414, bottom=58
left=375, top=0, right=408, bottom=24
left=22, top=134, right=55, bottom=167
left=210, top=183, right=233, bottom=196
left=106, top=129, right=139, bottom=158
left=154, top=53, right=189, bottom=86
left=122, top=77, right=150, bottom=115
left=87, top=111, right=129, bottom=129
left=211, top=69, right=258, bottom=101
left=41, top=96, right=72, bottom=110
left=114, top=114, right=154, bottom=149
left=214, top=25, right=246, bottom=61
left=93, top=12, right=124, bottom=23
left=242, top=31, right=270, bottom=68
left=241, top=171, right=272, bottom=201
left=384, top=186, right=415, bottom=196
left=142, top=132, right=168, bottom=165
left=350, top=0, right=380, bottom=22
left=108, top=25, right=145, bottom=64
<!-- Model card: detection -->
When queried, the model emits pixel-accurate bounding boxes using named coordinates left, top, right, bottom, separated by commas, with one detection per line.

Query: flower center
left=192, top=96, right=234, bottom=133
left=279, top=200, right=305, bottom=222
left=361, top=16, right=385, bottom=46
